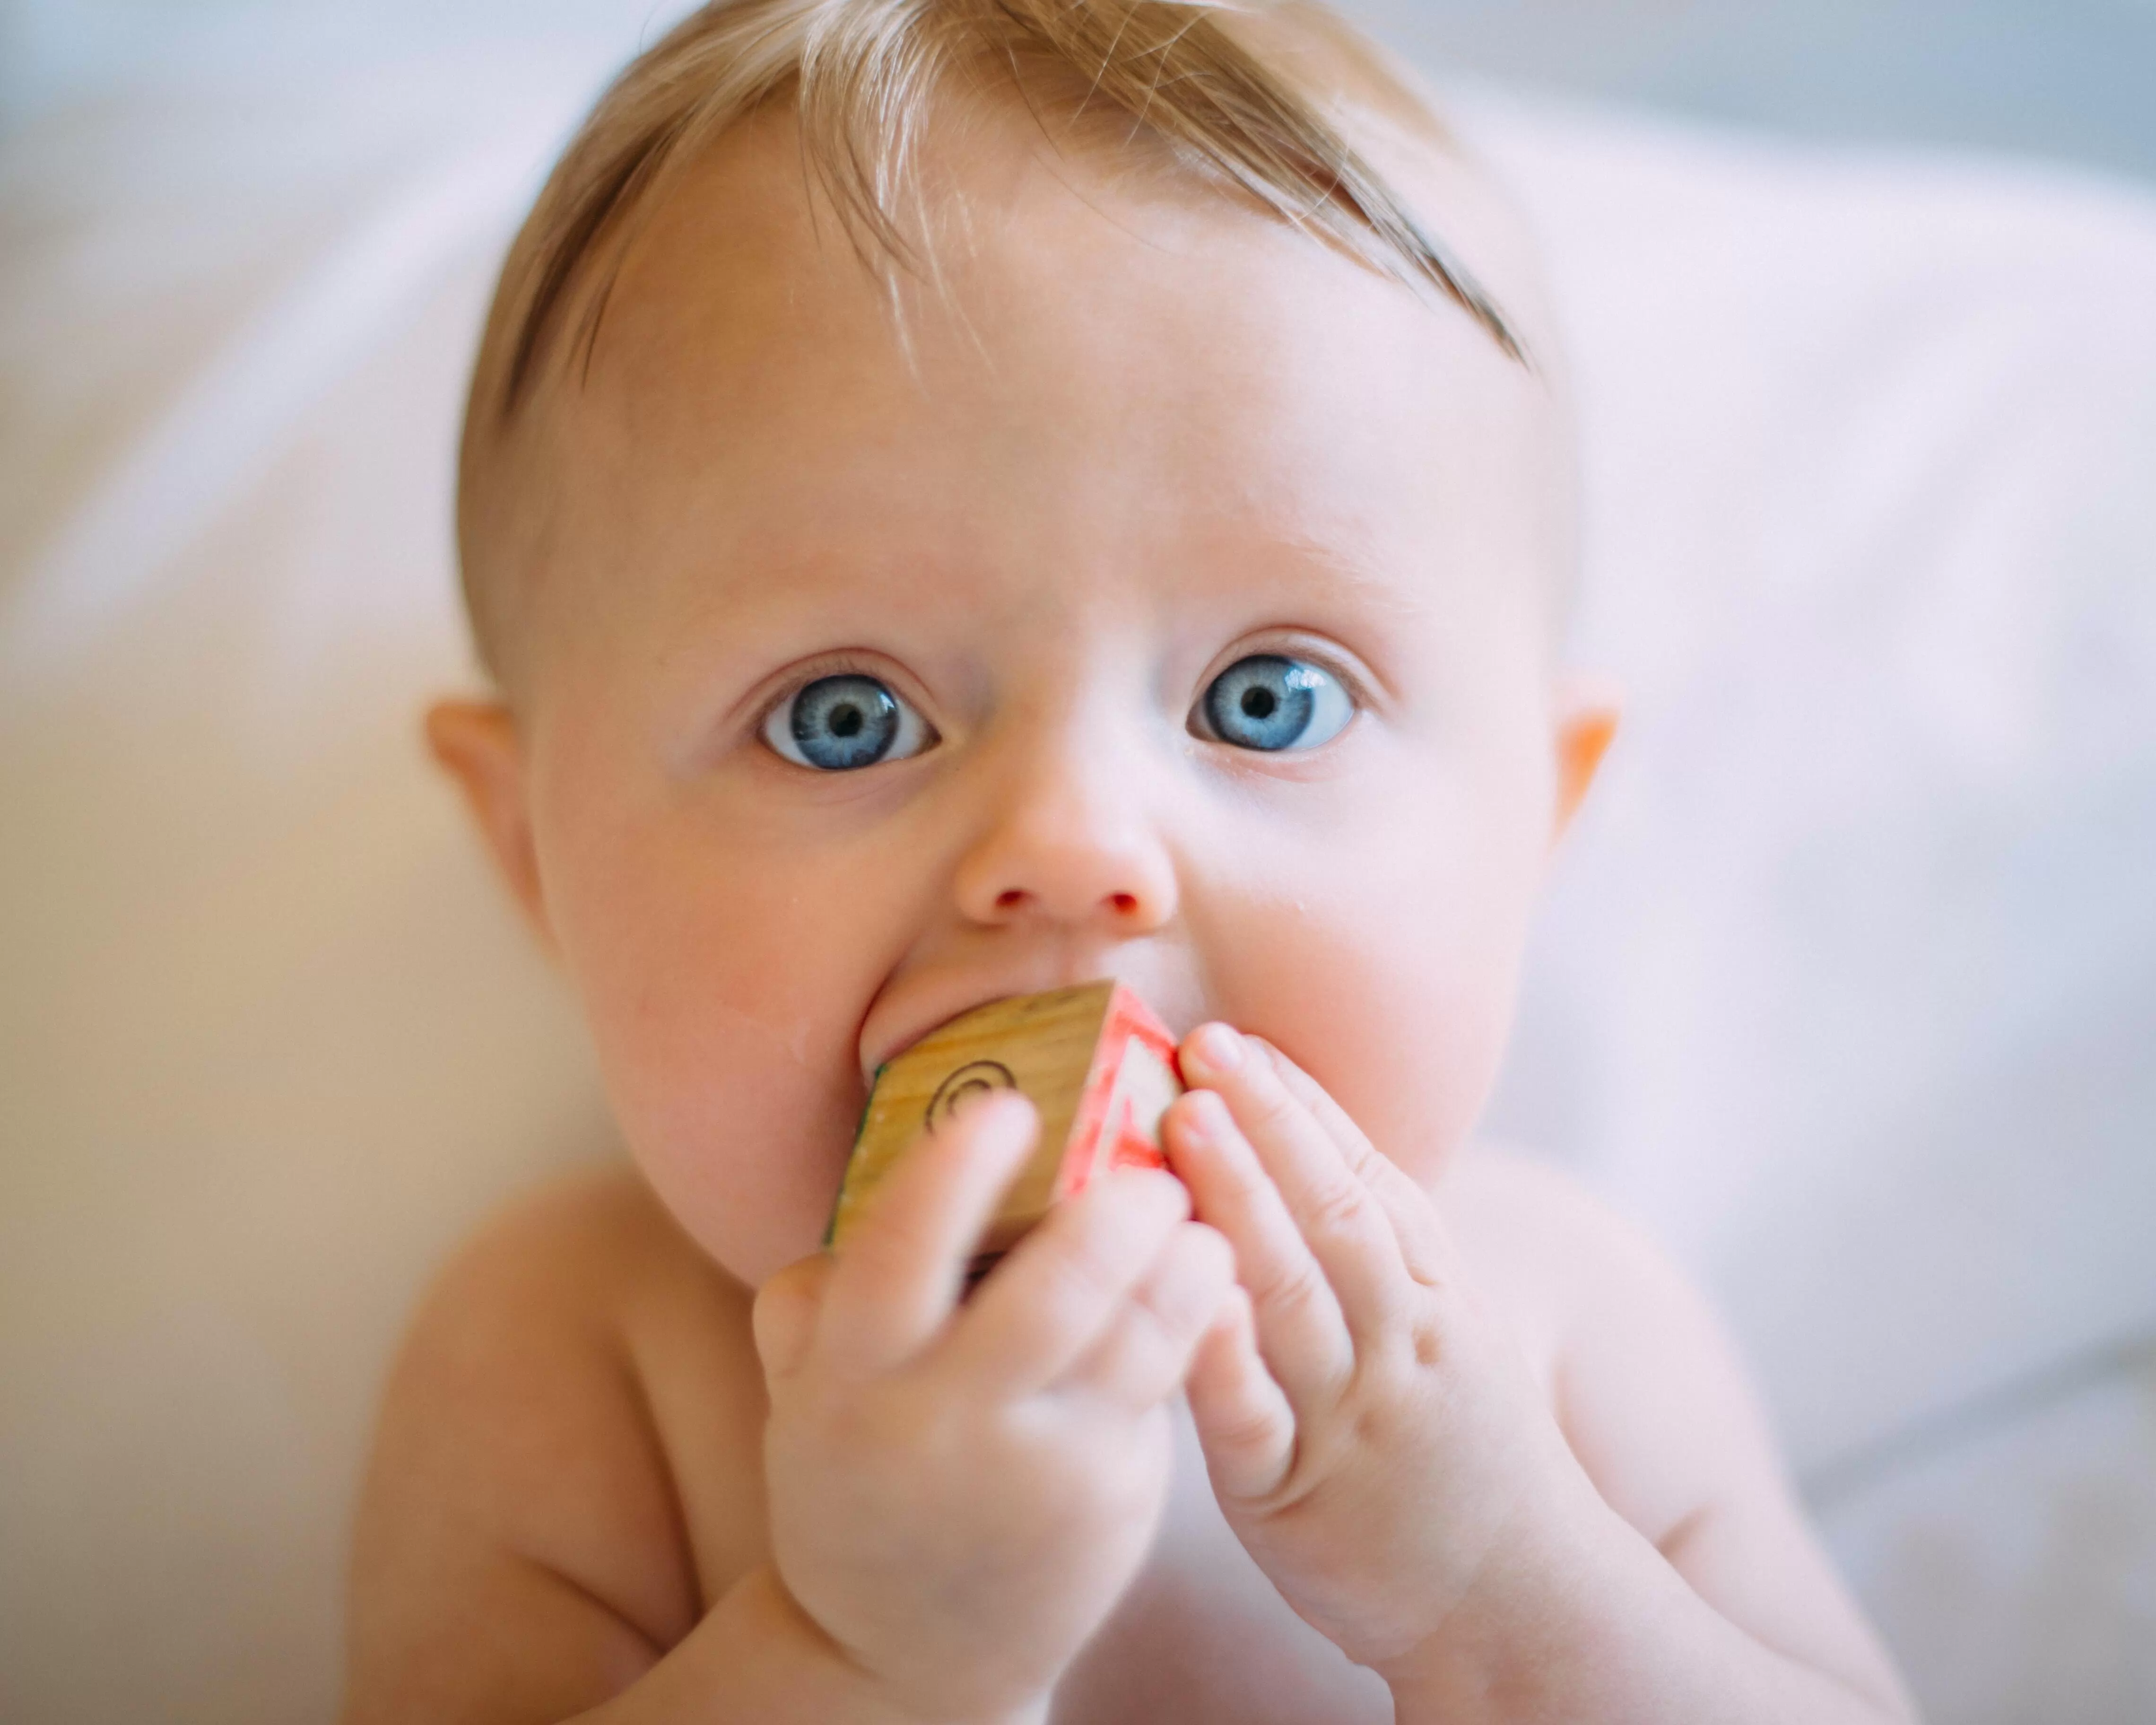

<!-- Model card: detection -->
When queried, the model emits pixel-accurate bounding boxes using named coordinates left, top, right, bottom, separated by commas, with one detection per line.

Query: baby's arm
left=1168, top=1028, right=1915, bottom=1725
left=343, top=1168, right=722, bottom=1723
left=1397, top=1154, right=1917, bottom=1724
left=343, top=1171, right=887, bottom=1724
left=344, top=1095, right=1234, bottom=1725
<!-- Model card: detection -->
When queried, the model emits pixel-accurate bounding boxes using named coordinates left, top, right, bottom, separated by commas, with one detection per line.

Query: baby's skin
left=345, top=101, right=1916, bottom=1725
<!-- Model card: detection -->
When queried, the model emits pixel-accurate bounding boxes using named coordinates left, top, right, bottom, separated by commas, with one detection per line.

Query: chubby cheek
left=536, top=788, right=903, bottom=1287
left=1195, top=784, right=1546, bottom=1188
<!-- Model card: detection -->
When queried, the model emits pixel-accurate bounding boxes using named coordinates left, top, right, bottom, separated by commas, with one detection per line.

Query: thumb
left=752, top=1251, right=835, bottom=1382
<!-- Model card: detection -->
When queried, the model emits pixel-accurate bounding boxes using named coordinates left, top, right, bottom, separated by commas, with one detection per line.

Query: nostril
left=1110, top=892, right=1139, bottom=915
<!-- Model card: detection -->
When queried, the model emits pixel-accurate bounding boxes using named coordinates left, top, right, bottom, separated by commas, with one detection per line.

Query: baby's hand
left=1167, top=1026, right=1585, bottom=1682
left=753, top=1091, right=1234, bottom=1725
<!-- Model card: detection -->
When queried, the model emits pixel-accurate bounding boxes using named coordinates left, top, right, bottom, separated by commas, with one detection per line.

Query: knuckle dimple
left=1255, top=1253, right=1328, bottom=1321
left=1299, top=1175, right=1366, bottom=1237
left=1351, top=1402, right=1393, bottom=1451
left=1336, top=1135, right=1383, bottom=1182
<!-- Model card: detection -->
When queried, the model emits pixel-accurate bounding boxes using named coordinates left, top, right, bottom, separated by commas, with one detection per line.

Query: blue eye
left=1197, top=655, right=1354, bottom=752
left=762, top=673, right=935, bottom=771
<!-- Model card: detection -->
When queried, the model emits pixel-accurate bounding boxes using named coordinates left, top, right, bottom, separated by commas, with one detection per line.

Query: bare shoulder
left=344, top=1164, right=765, bottom=1724
left=1442, top=1147, right=1774, bottom=1542
left=1443, top=1147, right=1911, bottom=1713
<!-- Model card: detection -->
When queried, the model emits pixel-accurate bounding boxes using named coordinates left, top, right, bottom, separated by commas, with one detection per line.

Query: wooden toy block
left=828, top=980, right=1184, bottom=1265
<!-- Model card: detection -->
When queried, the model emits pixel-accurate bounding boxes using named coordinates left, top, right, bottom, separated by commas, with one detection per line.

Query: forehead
left=537, top=103, right=1561, bottom=636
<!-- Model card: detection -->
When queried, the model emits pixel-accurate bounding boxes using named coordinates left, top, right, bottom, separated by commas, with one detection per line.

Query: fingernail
left=1192, top=1023, right=1246, bottom=1074
left=948, top=1087, right=1031, bottom=1140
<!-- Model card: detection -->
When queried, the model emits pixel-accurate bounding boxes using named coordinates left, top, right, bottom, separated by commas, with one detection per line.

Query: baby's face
left=480, top=111, right=1598, bottom=1287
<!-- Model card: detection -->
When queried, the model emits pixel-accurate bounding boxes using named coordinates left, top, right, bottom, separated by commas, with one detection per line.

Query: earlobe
left=1550, top=674, right=1621, bottom=846
left=424, top=699, right=556, bottom=953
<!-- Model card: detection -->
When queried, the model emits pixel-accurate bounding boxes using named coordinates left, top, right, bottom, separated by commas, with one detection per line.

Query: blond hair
left=459, top=0, right=1521, bottom=684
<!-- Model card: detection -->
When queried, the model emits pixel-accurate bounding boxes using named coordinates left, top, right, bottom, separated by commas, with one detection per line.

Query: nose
left=951, top=722, right=1180, bottom=934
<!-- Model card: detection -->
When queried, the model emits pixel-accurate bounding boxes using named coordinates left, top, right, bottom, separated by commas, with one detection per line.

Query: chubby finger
left=1057, top=1220, right=1237, bottom=1411
left=1185, top=1285, right=1296, bottom=1502
left=817, top=1090, right=1040, bottom=1373
left=1164, top=1088, right=1354, bottom=1410
left=945, top=1167, right=1196, bottom=1397
left=1246, top=1036, right=1457, bottom=1289
left=1179, top=1023, right=1411, bottom=1340
left=752, top=1251, right=835, bottom=1382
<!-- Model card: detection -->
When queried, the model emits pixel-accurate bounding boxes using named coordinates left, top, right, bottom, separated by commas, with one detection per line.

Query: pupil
left=1200, top=653, right=1321, bottom=754
left=789, top=673, right=903, bottom=770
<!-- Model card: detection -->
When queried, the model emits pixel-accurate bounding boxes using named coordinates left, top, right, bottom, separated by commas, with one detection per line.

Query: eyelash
left=755, top=653, right=939, bottom=772
left=748, top=639, right=1370, bottom=759
left=754, top=653, right=906, bottom=730
left=1206, top=636, right=1367, bottom=706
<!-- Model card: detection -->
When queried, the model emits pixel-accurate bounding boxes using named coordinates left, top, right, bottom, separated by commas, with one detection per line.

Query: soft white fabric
left=1, top=45, right=2151, bottom=1725
left=1456, top=95, right=2156, bottom=1712
left=1457, top=88, right=2156, bottom=1466
left=0, top=54, right=618, bottom=1725
left=1819, top=1346, right=2156, bottom=1725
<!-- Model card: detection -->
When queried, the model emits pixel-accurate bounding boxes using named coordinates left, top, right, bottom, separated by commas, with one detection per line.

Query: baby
left=344, top=1, right=1917, bottom=1720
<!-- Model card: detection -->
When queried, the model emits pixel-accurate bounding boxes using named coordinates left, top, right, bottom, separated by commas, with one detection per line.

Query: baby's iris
left=1198, top=655, right=1353, bottom=752
left=763, top=673, right=933, bottom=770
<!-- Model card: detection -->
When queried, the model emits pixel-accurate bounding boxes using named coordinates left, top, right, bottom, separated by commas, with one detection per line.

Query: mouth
left=856, top=958, right=1191, bottom=1083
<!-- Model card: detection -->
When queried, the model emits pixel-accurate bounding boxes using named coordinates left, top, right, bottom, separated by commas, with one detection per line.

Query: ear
left=1549, top=673, right=1621, bottom=847
left=424, top=699, right=556, bottom=955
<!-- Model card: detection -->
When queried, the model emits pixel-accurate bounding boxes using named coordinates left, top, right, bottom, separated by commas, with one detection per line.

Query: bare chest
left=662, top=1366, right=1392, bottom=1724
left=1049, top=1404, right=1395, bottom=1725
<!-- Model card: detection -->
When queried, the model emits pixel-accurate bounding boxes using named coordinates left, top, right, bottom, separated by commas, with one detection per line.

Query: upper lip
left=856, top=952, right=1177, bottom=1080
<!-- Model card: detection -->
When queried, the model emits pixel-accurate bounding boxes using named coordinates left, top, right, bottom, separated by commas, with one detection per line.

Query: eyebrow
left=1164, top=520, right=1437, bottom=632
left=1272, top=533, right=1431, bottom=613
